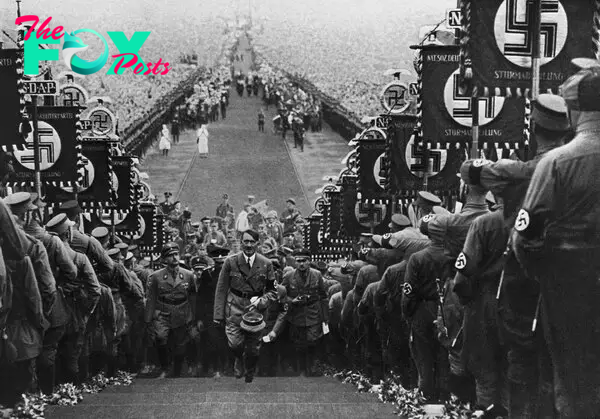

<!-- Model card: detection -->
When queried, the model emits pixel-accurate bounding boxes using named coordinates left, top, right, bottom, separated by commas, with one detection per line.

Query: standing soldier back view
left=513, top=65, right=600, bottom=418
left=213, top=230, right=277, bottom=383
left=258, top=108, right=265, bottom=132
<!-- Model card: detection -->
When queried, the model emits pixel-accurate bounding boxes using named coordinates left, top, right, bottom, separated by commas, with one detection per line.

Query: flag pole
left=529, top=0, right=542, bottom=160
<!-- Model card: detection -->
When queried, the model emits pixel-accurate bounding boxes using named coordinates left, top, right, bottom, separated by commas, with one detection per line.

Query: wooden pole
left=470, top=94, right=479, bottom=159
left=529, top=0, right=542, bottom=161
left=32, top=96, right=42, bottom=197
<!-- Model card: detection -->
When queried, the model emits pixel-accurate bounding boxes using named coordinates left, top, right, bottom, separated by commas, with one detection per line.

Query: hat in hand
left=240, top=311, right=266, bottom=333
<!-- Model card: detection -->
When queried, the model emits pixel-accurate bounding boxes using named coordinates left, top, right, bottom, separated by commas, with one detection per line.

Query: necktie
left=247, top=257, right=252, bottom=268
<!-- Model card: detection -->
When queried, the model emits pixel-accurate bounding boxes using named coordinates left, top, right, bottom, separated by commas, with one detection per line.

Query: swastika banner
left=420, top=45, right=526, bottom=149
left=138, top=203, right=159, bottom=253
left=341, top=176, right=391, bottom=237
left=461, top=0, right=596, bottom=95
left=357, top=139, right=387, bottom=199
left=0, top=49, right=25, bottom=151
left=9, top=106, right=80, bottom=186
left=388, top=116, right=461, bottom=195
left=306, top=215, right=322, bottom=255
left=44, top=141, right=112, bottom=206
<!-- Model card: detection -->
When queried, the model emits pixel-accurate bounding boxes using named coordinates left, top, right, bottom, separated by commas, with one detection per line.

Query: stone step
left=46, top=402, right=396, bottom=419
left=131, top=376, right=342, bottom=385
left=101, top=381, right=356, bottom=393
left=80, top=391, right=377, bottom=405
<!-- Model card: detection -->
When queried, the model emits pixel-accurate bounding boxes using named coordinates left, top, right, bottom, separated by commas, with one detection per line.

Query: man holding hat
left=281, top=198, right=301, bottom=233
left=213, top=229, right=276, bottom=383
left=461, top=94, right=570, bottom=417
left=512, top=65, right=600, bottom=418
left=45, top=212, right=102, bottom=385
left=280, top=248, right=329, bottom=376
left=145, top=242, right=197, bottom=378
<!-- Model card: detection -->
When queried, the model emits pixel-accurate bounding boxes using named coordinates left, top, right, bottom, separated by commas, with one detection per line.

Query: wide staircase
left=45, top=376, right=397, bottom=418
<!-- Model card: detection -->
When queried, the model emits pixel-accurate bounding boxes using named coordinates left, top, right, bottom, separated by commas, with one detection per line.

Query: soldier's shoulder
left=149, top=268, right=166, bottom=279
left=179, top=267, right=195, bottom=277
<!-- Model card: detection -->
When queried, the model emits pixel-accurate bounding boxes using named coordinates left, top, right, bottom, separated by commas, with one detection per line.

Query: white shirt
left=245, top=253, right=256, bottom=268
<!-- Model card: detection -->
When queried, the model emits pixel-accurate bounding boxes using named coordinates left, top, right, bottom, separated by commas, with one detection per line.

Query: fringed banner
left=306, top=214, right=323, bottom=255
left=8, top=106, right=81, bottom=186
left=0, top=49, right=26, bottom=151
left=326, top=189, right=343, bottom=239
left=420, top=45, right=526, bottom=149
left=460, top=0, right=597, bottom=96
left=138, top=203, right=158, bottom=252
left=110, top=156, right=135, bottom=210
left=82, top=207, right=141, bottom=235
left=356, top=138, right=387, bottom=199
left=340, top=176, right=392, bottom=238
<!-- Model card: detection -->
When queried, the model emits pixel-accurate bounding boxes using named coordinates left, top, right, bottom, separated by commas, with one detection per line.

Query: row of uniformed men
left=0, top=195, right=157, bottom=407
left=325, top=59, right=600, bottom=419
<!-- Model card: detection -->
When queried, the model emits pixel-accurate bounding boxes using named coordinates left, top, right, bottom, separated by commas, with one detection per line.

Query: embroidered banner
left=110, top=156, right=135, bottom=210
left=461, top=0, right=597, bottom=95
left=9, top=106, right=81, bottom=187
left=0, top=49, right=25, bottom=151
left=388, top=118, right=462, bottom=195
left=357, top=139, right=387, bottom=199
left=420, top=45, right=526, bottom=149
left=341, top=176, right=391, bottom=237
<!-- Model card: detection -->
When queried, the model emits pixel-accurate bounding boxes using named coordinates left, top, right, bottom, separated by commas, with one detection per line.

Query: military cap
left=532, top=94, right=570, bottom=132
left=292, top=248, right=311, bottom=259
left=286, top=198, right=296, bottom=205
left=125, top=252, right=134, bottom=261
left=248, top=195, right=256, bottom=200
left=138, top=259, right=151, bottom=268
left=4, top=192, right=37, bottom=212
left=340, top=260, right=367, bottom=275
left=201, top=216, right=211, bottom=222
left=29, top=192, right=46, bottom=208
left=164, top=192, right=172, bottom=197
left=266, top=210, right=278, bottom=219
left=91, top=226, right=109, bottom=240
left=561, top=66, right=600, bottom=111
left=191, top=222, right=200, bottom=228
left=261, top=242, right=278, bottom=256
left=45, top=213, right=74, bottom=235
left=186, top=232, right=196, bottom=238
left=222, top=193, right=229, bottom=199
left=161, top=242, right=180, bottom=259
left=240, top=311, right=266, bottom=333
left=277, top=246, right=293, bottom=257
left=107, top=248, right=122, bottom=258
left=128, top=244, right=138, bottom=251
left=207, top=246, right=229, bottom=259
left=115, top=242, right=129, bottom=250
left=415, top=191, right=441, bottom=208
left=59, top=200, right=82, bottom=219
left=389, top=213, right=411, bottom=229
left=571, top=57, right=600, bottom=72
left=190, top=256, right=207, bottom=269
left=360, top=232, right=373, bottom=238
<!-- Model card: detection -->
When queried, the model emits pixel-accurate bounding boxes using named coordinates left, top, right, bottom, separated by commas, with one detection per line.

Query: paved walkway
left=45, top=377, right=396, bottom=418
left=141, top=35, right=350, bottom=220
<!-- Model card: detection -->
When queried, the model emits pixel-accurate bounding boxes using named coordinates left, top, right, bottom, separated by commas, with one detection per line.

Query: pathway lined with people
left=142, top=35, right=350, bottom=219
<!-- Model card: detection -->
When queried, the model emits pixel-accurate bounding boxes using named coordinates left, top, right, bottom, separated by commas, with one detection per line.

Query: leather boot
left=156, top=345, right=169, bottom=378
left=38, top=364, right=55, bottom=395
left=232, top=348, right=244, bottom=379
left=295, top=349, right=306, bottom=376
left=244, top=355, right=258, bottom=383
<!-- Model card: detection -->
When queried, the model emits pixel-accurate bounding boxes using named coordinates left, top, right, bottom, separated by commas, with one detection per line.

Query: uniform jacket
left=65, top=245, right=102, bottom=330
left=375, top=261, right=408, bottom=320
left=281, top=268, right=328, bottom=327
left=264, top=284, right=288, bottom=336
left=265, top=222, right=283, bottom=245
left=328, top=291, right=343, bottom=329
left=216, top=203, right=235, bottom=222
left=70, top=229, right=114, bottom=274
left=145, top=267, right=196, bottom=328
left=341, top=289, right=358, bottom=338
left=280, top=208, right=301, bottom=232
left=213, top=252, right=276, bottom=324
left=22, top=231, right=56, bottom=326
left=204, top=231, right=228, bottom=247
left=401, top=245, right=449, bottom=320
left=86, top=284, right=117, bottom=352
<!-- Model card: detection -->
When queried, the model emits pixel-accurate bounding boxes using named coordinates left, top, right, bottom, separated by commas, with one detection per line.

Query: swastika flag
left=461, top=0, right=596, bottom=95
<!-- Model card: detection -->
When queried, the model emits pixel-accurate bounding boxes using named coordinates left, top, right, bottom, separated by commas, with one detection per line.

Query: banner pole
left=529, top=0, right=542, bottom=161
left=470, top=94, right=479, bottom=159
left=32, top=96, right=42, bottom=197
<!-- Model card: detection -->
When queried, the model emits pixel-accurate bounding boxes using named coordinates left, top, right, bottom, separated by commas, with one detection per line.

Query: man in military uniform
left=408, top=191, right=442, bottom=228
left=160, top=192, right=174, bottom=215
left=145, top=243, right=197, bottom=378
left=281, top=198, right=301, bottom=233
left=281, top=249, right=329, bottom=376
left=45, top=213, right=101, bottom=385
left=213, top=230, right=277, bottom=383
left=216, top=194, right=234, bottom=230
left=402, top=215, right=451, bottom=402
left=91, top=227, right=111, bottom=250
left=453, top=204, right=508, bottom=416
left=512, top=66, right=600, bottom=418
left=59, top=200, right=114, bottom=275
left=462, top=94, right=570, bottom=417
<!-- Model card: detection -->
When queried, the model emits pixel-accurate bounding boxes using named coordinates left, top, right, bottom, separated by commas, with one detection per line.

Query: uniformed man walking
left=280, top=249, right=329, bottom=376
left=213, top=230, right=276, bottom=382
left=145, top=243, right=197, bottom=378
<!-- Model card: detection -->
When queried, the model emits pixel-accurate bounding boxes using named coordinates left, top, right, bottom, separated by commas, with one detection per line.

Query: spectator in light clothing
left=197, top=124, right=209, bottom=158
left=235, top=204, right=251, bottom=238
